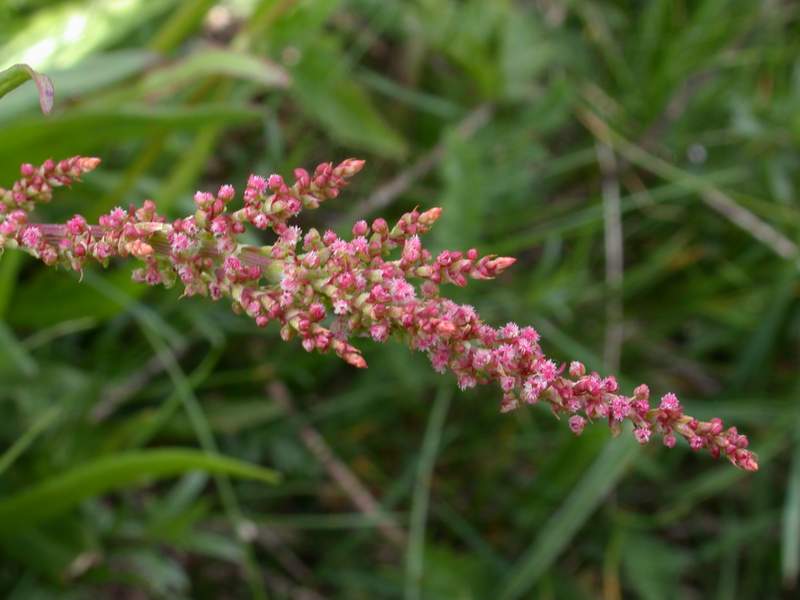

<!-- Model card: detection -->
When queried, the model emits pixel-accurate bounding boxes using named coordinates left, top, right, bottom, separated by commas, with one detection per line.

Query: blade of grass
left=148, top=0, right=217, bottom=53
left=0, top=321, right=38, bottom=377
left=0, top=64, right=53, bottom=113
left=405, top=386, right=451, bottom=600
left=137, top=324, right=268, bottom=600
left=0, top=407, right=61, bottom=476
left=782, top=417, right=800, bottom=586
left=0, top=250, right=22, bottom=317
left=578, top=106, right=800, bottom=265
left=499, top=434, right=638, bottom=600
left=731, top=265, right=797, bottom=389
left=0, top=448, right=279, bottom=532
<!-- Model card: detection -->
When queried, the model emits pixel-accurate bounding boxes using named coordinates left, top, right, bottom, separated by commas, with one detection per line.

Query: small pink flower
left=633, top=384, right=650, bottom=401
left=569, top=361, right=586, bottom=378
left=500, top=376, right=516, bottom=392
left=659, top=392, right=681, bottom=412
left=170, top=232, right=191, bottom=253
left=370, top=323, right=389, bottom=342
left=538, top=359, right=558, bottom=382
left=20, top=225, right=42, bottom=248
left=333, top=299, right=350, bottom=315
left=634, top=427, right=651, bottom=444
left=610, top=396, right=629, bottom=422
left=217, top=184, right=235, bottom=201
left=457, top=374, right=477, bottom=390
left=472, top=349, right=492, bottom=369
left=252, top=213, right=269, bottom=229
left=66, top=214, right=87, bottom=235
left=569, top=415, right=587, bottom=435
left=499, top=322, right=519, bottom=339
left=402, top=235, right=422, bottom=263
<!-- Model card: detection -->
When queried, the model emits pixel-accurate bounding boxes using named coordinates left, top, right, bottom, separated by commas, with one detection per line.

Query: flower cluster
left=0, top=156, right=758, bottom=471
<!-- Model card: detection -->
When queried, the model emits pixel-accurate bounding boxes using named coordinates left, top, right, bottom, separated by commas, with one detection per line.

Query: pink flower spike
left=0, top=154, right=759, bottom=473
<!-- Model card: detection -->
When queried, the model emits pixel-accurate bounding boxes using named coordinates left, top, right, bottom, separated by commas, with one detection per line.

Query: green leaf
left=0, top=0, right=177, bottom=71
left=782, top=427, right=800, bottom=586
left=0, top=64, right=54, bottom=113
left=622, top=534, right=690, bottom=600
left=138, top=47, right=290, bottom=96
left=0, top=104, right=262, bottom=167
left=405, top=387, right=451, bottom=600
left=7, top=265, right=146, bottom=328
left=289, top=37, right=406, bottom=158
left=0, top=321, right=38, bottom=377
left=0, top=50, right=158, bottom=121
left=499, top=435, right=638, bottom=600
left=0, top=407, right=61, bottom=476
left=0, top=448, right=280, bottom=532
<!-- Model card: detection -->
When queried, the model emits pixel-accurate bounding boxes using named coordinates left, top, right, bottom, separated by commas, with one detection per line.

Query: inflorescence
left=0, top=156, right=758, bottom=471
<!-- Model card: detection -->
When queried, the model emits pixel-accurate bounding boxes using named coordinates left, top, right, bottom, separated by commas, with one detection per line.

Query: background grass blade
left=405, top=387, right=451, bottom=600
left=0, top=407, right=60, bottom=476
left=0, top=64, right=53, bottom=113
left=499, top=436, right=639, bottom=600
left=0, top=448, right=279, bottom=532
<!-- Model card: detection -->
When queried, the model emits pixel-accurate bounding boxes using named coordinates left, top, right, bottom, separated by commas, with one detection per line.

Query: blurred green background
left=0, top=0, right=798, bottom=598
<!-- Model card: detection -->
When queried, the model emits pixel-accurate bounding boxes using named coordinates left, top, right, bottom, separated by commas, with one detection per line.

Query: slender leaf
left=0, top=64, right=53, bottom=113
left=0, top=449, right=279, bottom=532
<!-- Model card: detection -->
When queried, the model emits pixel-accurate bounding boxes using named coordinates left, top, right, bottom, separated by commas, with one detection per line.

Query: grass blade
left=0, top=407, right=61, bottom=477
left=0, top=448, right=279, bottom=532
left=499, top=435, right=638, bottom=600
left=405, top=387, right=451, bottom=600
left=783, top=426, right=800, bottom=586
left=0, top=64, right=53, bottom=113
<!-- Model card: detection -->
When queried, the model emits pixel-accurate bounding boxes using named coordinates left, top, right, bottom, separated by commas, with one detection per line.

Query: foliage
left=0, top=0, right=797, bottom=598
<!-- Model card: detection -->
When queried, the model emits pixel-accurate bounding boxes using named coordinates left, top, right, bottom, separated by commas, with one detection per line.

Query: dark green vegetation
left=0, top=1, right=798, bottom=598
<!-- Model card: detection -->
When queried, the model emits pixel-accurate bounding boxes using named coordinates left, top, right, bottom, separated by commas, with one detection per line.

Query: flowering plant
left=0, top=156, right=758, bottom=471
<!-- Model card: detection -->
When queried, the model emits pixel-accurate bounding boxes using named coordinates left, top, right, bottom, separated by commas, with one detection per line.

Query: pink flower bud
left=309, top=303, right=326, bottom=321
left=78, top=157, right=101, bottom=172
left=402, top=235, right=422, bottom=263
left=569, top=361, right=586, bottom=378
left=659, top=392, right=681, bottom=413
left=218, top=184, right=235, bottom=201
left=418, top=207, right=442, bottom=227
left=371, top=218, right=388, bottom=234
left=323, top=230, right=338, bottom=245
left=569, top=415, right=587, bottom=435
left=334, top=158, right=366, bottom=177
left=20, top=225, right=42, bottom=248
left=634, top=427, right=652, bottom=444
left=67, top=215, right=87, bottom=235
